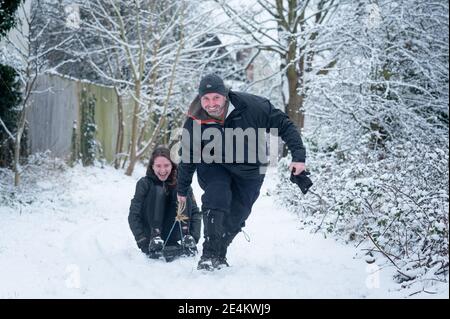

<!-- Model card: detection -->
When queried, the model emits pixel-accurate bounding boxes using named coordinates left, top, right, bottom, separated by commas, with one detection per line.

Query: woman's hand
left=177, top=194, right=187, bottom=204
left=136, top=237, right=150, bottom=254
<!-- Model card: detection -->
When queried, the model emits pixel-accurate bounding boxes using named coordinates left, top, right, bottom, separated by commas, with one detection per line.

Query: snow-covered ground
left=0, top=163, right=448, bottom=299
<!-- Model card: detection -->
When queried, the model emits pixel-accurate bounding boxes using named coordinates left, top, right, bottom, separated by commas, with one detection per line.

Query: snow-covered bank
left=0, top=162, right=448, bottom=298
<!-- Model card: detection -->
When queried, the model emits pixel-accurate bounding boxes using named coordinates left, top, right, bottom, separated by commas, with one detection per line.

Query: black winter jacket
left=128, top=172, right=201, bottom=246
left=177, top=90, right=306, bottom=196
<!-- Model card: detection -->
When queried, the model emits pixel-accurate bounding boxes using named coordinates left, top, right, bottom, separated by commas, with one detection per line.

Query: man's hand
left=177, top=194, right=187, bottom=204
left=289, top=162, right=305, bottom=175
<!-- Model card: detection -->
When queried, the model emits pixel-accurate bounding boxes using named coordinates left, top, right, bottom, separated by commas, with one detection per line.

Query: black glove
left=290, top=170, right=313, bottom=194
left=136, top=237, right=150, bottom=254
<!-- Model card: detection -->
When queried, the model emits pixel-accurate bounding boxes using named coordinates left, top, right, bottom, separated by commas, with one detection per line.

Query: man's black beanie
left=198, top=74, right=227, bottom=97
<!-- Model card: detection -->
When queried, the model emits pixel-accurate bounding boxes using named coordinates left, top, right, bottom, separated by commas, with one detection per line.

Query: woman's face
left=152, top=156, right=172, bottom=181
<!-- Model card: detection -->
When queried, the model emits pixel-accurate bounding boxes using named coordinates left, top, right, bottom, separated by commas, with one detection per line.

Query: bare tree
left=1, top=0, right=74, bottom=186
left=74, top=0, right=237, bottom=175
left=277, top=0, right=449, bottom=286
left=215, top=0, right=339, bottom=133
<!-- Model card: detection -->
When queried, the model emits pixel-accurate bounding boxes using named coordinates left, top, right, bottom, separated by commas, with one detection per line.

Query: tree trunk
left=125, top=84, right=141, bottom=176
left=13, top=103, right=27, bottom=187
left=286, top=63, right=304, bottom=128
left=282, top=39, right=304, bottom=156
left=121, top=140, right=131, bottom=169
left=114, top=91, right=124, bottom=169
left=13, top=132, right=22, bottom=187
left=125, top=156, right=137, bottom=176
left=13, top=70, right=34, bottom=186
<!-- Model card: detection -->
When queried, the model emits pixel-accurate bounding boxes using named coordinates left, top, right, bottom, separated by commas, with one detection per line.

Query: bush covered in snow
left=275, top=0, right=449, bottom=292
left=276, top=140, right=448, bottom=290
left=0, top=151, right=71, bottom=209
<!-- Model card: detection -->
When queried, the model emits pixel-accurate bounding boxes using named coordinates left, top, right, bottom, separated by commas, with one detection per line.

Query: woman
left=128, top=146, right=201, bottom=260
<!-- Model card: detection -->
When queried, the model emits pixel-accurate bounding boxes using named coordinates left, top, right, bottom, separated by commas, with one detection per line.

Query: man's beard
left=206, top=107, right=225, bottom=119
left=205, top=100, right=228, bottom=120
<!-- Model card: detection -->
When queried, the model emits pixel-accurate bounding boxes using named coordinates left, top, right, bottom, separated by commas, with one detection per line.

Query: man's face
left=200, top=93, right=227, bottom=118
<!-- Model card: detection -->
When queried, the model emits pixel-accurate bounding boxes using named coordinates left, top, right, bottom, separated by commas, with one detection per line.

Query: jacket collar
left=187, top=96, right=228, bottom=125
left=186, top=90, right=246, bottom=124
left=146, top=171, right=165, bottom=185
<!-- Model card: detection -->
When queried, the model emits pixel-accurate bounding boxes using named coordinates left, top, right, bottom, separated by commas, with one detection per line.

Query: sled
left=148, top=201, right=197, bottom=262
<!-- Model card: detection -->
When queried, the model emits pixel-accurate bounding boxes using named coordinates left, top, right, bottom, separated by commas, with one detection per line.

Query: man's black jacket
left=177, top=90, right=306, bottom=196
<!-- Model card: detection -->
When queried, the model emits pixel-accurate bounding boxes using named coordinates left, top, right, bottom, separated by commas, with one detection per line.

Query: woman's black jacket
left=128, top=173, right=201, bottom=247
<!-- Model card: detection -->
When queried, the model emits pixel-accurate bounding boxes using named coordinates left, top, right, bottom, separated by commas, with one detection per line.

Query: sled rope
left=175, top=200, right=189, bottom=222
left=242, top=229, right=251, bottom=242
left=162, top=200, right=189, bottom=250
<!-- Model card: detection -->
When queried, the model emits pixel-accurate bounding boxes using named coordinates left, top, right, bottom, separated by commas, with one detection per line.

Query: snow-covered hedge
left=276, top=138, right=448, bottom=290
left=0, top=151, right=70, bottom=209
left=275, top=0, right=448, bottom=292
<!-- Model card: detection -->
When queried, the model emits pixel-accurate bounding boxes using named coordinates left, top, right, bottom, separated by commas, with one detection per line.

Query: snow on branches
left=276, top=0, right=449, bottom=292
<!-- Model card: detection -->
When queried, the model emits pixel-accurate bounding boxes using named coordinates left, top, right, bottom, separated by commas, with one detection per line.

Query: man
left=177, top=74, right=306, bottom=271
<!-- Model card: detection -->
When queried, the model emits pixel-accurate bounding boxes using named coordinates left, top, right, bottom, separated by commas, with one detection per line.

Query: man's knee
left=201, top=182, right=232, bottom=212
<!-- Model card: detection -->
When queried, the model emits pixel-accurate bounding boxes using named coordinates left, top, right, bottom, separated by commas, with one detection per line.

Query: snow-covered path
left=0, top=165, right=444, bottom=298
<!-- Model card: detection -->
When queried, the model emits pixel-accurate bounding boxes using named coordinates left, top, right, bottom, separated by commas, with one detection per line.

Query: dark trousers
left=152, top=185, right=176, bottom=245
left=197, top=163, right=265, bottom=258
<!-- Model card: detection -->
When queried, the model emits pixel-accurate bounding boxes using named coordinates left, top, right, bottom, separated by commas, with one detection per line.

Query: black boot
left=183, top=235, right=197, bottom=256
left=212, top=257, right=229, bottom=269
left=198, top=209, right=224, bottom=270
left=197, top=256, right=214, bottom=271
left=217, top=230, right=239, bottom=262
left=148, top=228, right=164, bottom=259
left=180, top=224, right=197, bottom=256
left=198, top=233, right=221, bottom=271
left=204, top=209, right=224, bottom=255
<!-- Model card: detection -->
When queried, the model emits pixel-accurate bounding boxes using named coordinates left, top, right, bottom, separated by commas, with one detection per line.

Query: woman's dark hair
left=146, top=145, right=177, bottom=187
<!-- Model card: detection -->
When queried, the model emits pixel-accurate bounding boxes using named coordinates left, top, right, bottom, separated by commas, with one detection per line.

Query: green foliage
left=0, top=63, right=23, bottom=168
left=80, top=88, right=97, bottom=166
left=69, top=120, right=79, bottom=167
left=0, top=64, right=21, bottom=117
left=0, top=0, right=21, bottom=39
left=0, top=0, right=25, bottom=167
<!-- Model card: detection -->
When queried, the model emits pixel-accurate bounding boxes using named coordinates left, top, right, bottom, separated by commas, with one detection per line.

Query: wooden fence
left=27, top=74, right=133, bottom=163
